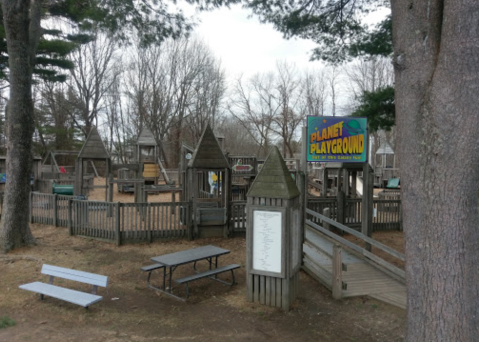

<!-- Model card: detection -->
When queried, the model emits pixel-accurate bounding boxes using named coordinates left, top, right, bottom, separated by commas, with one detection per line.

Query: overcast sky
left=185, top=4, right=321, bottom=81
left=184, top=4, right=390, bottom=83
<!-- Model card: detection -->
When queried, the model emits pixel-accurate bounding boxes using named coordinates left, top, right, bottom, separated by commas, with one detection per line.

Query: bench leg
left=209, top=269, right=236, bottom=286
left=181, top=269, right=237, bottom=300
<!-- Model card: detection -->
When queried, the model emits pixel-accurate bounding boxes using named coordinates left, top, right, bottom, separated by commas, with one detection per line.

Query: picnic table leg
left=213, top=256, right=219, bottom=278
left=163, top=267, right=167, bottom=291
left=167, top=266, right=174, bottom=292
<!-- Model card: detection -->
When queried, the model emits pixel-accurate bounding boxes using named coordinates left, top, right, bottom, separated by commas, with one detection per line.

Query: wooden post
left=108, top=174, right=114, bottom=203
left=78, top=158, right=84, bottom=196
left=332, top=245, right=343, bottom=299
left=68, top=199, right=73, bottom=236
left=53, top=194, right=58, bottom=227
left=323, top=207, right=331, bottom=231
left=351, top=171, right=358, bottom=198
left=342, top=169, right=349, bottom=195
left=337, top=190, right=345, bottom=225
left=170, top=191, right=175, bottom=215
left=115, top=202, right=121, bottom=246
left=322, top=167, right=329, bottom=197
left=224, top=168, right=230, bottom=238
left=361, top=163, right=374, bottom=251
left=187, top=202, right=193, bottom=241
left=147, top=202, right=152, bottom=243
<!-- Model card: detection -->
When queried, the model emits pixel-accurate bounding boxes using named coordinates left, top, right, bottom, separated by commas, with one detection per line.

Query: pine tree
left=0, top=0, right=239, bottom=253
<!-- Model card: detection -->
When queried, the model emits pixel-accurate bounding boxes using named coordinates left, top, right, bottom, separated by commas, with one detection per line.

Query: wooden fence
left=0, top=191, right=400, bottom=246
left=29, top=192, right=191, bottom=245
left=230, top=201, right=247, bottom=235
left=307, top=197, right=402, bottom=231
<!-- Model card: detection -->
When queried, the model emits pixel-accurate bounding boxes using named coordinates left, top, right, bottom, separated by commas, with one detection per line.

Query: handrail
left=306, top=208, right=405, bottom=262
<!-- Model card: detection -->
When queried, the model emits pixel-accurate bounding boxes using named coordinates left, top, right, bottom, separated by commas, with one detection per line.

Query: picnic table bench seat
left=174, top=263, right=240, bottom=299
left=141, top=263, right=165, bottom=290
left=19, top=264, right=108, bottom=308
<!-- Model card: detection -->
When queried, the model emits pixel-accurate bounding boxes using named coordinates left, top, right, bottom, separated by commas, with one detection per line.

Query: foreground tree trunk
left=391, top=1, right=479, bottom=340
left=0, top=0, right=41, bottom=252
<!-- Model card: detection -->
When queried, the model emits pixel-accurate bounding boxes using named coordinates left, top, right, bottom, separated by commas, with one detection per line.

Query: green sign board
left=307, top=116, right=368, bottom=163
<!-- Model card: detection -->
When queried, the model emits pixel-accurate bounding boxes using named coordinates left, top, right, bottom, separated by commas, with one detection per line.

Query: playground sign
left=307, top=116, right=368, bottom=163
left=232, top=159, right=253, bottom=172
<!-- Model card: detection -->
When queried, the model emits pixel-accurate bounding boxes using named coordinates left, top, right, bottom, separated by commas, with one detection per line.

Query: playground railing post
left=68, top=199, right=73, bottom=236
left=147, top=202, right=152, bottom=243
left=115, top=202, right=121, bottom=246
left=187, top=202, right=193, bottom=241
left=53, top=194, right=58, bottom=227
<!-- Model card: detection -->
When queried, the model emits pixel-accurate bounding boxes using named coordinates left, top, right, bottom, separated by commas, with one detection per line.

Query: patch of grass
left=0, top=315, right=16, bottom=329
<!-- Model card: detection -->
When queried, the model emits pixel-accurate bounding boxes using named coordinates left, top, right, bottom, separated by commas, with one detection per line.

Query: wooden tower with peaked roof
left=246, top=146, right=302, bottom=310
left=74, top=127, right=111, bottom=199
left=136, top=127, right=173, bottom=185
left=136, top=127, right=159, bottom=184
left=185, top=124, right=231, bottom=238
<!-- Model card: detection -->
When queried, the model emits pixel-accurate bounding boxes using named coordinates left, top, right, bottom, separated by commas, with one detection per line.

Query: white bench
left=19, top=264, right=108, bottom=308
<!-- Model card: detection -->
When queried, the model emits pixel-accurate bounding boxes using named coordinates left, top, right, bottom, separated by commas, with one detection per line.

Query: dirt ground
left=0, top=184, right=406, bottom=342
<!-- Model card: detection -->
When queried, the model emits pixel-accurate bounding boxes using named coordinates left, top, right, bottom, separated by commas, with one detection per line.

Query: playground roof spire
left=189, top=124, right=230, bottom=169
left=137, top=127, right=157, bottom=146
left=247, top=146, right=300, bottom=199
left=78, top=127, right=110, bottom=159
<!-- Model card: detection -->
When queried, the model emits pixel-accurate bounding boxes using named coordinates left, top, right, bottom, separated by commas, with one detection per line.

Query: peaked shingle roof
left=137, top=127, right=157, bottom=146
left=376, top=142, right=394, bottom=155
left=78, top=127, right=110, bottom=159
left=188, top=124, right=230, bottom=169
left=247, top=147, right=300, bottom=199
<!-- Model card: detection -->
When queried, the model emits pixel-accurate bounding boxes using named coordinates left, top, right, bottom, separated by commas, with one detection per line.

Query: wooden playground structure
left=21, top=122, right=405, bottom=309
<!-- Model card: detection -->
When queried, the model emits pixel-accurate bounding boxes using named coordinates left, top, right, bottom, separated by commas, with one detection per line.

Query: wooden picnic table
left=145, top=245, right=238, bottom=300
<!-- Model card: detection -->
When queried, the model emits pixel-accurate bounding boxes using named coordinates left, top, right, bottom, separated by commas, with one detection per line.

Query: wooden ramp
left=303, top=225, right=406, bottom=309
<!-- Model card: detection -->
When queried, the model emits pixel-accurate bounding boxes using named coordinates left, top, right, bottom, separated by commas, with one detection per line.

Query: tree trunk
left=0, top=0, right=41, bottom=253
left=391, top=0, right=479, bottom=340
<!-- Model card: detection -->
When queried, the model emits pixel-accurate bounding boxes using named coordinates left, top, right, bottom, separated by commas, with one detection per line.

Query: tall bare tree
left=229, top=62, right=306, bottom=157
left=326, top=66, right=341, bottom=116
left=124, top=37, right=226, bottom=167
left=69, top=33, right=121, bottom=137
left=228, top=72, right=278, bottom=157
left=344, top=56, right=395, bottom=168
left=302, top=69, right=328, bottom=117
left=271, top=61, right=304, bottom=157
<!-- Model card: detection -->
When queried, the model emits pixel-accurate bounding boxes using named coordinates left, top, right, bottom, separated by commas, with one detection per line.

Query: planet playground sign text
left=307, top=116, right=368, bottom=163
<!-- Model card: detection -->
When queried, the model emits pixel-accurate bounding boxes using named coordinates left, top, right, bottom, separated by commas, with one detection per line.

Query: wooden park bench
left=174, top=263, right=240, bottom=299
left=19, top=264, right=108, bottom=309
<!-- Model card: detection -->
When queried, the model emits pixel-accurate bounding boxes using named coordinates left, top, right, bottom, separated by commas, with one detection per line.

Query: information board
left=252, top=210, right=283, bottom=274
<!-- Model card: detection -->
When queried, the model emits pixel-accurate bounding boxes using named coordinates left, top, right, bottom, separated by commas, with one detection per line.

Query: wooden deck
left=303, top=226, right=406, bottom=309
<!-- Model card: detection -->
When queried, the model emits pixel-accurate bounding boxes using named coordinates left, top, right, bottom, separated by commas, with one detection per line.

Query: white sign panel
left=253, top=210, right=282, bottom=273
